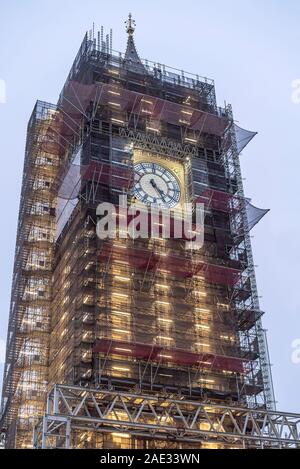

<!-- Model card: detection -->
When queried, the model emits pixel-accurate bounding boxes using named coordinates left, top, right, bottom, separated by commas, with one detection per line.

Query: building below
left=1, top=15, right=300, bottom=449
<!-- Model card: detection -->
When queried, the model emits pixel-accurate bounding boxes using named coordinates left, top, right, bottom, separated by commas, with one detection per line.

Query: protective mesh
left=246, top=200, right=269, bottom=231
left=60, top=80, right=230, bottom=136
left=234, top=124, right=257, bottom=154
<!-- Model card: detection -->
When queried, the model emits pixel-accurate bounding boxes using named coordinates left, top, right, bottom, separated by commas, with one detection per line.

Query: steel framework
left=1, top=20, right=287, bottom=449
left=33, top=384, right=300, bottom=449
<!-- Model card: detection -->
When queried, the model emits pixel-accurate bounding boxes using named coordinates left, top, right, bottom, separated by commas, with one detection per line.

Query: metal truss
left=33, top=384, right=300, bottom=449
left=119, top=128, right=198, bottom=159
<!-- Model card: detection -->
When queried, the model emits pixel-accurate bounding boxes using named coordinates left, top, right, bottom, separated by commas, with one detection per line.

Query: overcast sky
left=0, top=0, right=299, bottom=413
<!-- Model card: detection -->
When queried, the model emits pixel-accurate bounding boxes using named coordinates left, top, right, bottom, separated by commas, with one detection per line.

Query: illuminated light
left=115, top=347, right=132, bottom=353
left=112, top=432, right=130, bottom=438
left=114, top=276, right=130, bottom=282
left=159, top=373, right=173, bottom=377
left=108, top=69, right=119, bottom=75
left=195, top=342, right=210, bottom=348
left=195, top=291, right=207, bottom=297
left=141, top=98, right=153, bottom=105
left=112, top=366, right=130, bottom=372
left=157, top=318, right=173, bottom=323
left=83, top=332, right=91, bottom=339
left=111, top=118, right=125, bottom=125
left=195, top=324, right=210, bottom=330
left=181, top=109, right=193, bottom=116
left=155, top=300, right=169, bottom=306
left=112, top=292, right=128, bottom=298
left=112, top=328, right=129, bottom=334
left=179, top=119, right=190, bottom=125
left=158, top=354, right=173, bottom=359
left=157, top=336, right=173, bottom=341
left=217, top=302, right=230, bottom=310
left=108, top=101, right=121, bottom=107
left=198, top=378, right=215, bottom=383
left=113, top=311, right=130, bottom=317
left=146, top=126, right=159, bottom=133
left=160, top=415, right=172, bottom=423
left=195, top=308, right=211, bottom=313
left=199, top=361, right=212, bottom=366
left=108, top=90, right=121, bottom=96
left=220, top=335, right=235, bottom=342
left=185, top=137, right=198, bottom=144
left=141, top=108, right=152, bottom=114
left=194, top=290, right=207, bottom=296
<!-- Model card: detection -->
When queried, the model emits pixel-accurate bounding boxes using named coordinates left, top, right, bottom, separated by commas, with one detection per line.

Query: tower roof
left=124, top=13, right=146, bottom=73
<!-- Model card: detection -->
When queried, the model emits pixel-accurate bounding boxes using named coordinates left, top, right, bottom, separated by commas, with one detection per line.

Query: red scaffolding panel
left=60, top=81, right=230, bottom=140
left=93, top=338, right=250, bottom=373
left=99, top=243, right=242, bottom=285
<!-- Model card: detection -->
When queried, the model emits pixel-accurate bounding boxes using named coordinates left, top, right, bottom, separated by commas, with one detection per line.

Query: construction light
left=112, top=366, right=130, bottom=372
left=108, top=102, right=121, bottom=107
left=112, top=328, right=129, bottom=334
left=195, top=342, right=210, bottom=348
left=114, top=276, right=130, bottom=282
left=112, top=292, right=128, bottom=298
left=196, top=324, right=210, bottom=330
left=113, top=311, right=130, bottom=316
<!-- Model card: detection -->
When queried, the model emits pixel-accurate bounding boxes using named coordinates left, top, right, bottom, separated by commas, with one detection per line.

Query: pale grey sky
left=0, top=0, right=299, bottom=413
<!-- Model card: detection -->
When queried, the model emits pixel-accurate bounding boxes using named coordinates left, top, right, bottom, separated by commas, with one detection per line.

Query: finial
left=125, top=13, right=136, bottom=36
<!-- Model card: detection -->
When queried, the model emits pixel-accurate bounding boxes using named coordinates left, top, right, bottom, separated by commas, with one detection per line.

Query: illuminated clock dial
left=133, top=162, right=181, bottom=208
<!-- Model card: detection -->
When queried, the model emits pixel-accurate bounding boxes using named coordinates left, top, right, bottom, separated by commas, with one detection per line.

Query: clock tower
left=3, top=14, right=299, bottom=450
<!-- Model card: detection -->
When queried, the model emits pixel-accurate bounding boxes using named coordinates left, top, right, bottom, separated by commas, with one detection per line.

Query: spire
left=125, top=12, right=135, bottom=37
left=124, top=13, right=146, bottom=72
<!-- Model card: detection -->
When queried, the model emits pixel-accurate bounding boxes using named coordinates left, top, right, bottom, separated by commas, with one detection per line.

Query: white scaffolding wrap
left=234, top=124, right=257, bottom=154
left=246, top=200, right=269, bottom=232
left=56, top=147, right=82, bottom=240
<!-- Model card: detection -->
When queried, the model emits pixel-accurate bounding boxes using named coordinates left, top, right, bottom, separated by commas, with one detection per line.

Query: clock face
left=133, top=162, right=181, bottom=208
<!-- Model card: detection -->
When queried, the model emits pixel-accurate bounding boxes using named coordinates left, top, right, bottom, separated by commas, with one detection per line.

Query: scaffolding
left=1, top=23, right=292, bottom=449
left=0, top=101, right=62, bottom=447
left=33, top=384, right=300, bottom=449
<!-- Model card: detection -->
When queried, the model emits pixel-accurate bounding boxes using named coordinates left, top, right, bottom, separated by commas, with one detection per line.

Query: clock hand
left=150, top=179, right=166, bottom=202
